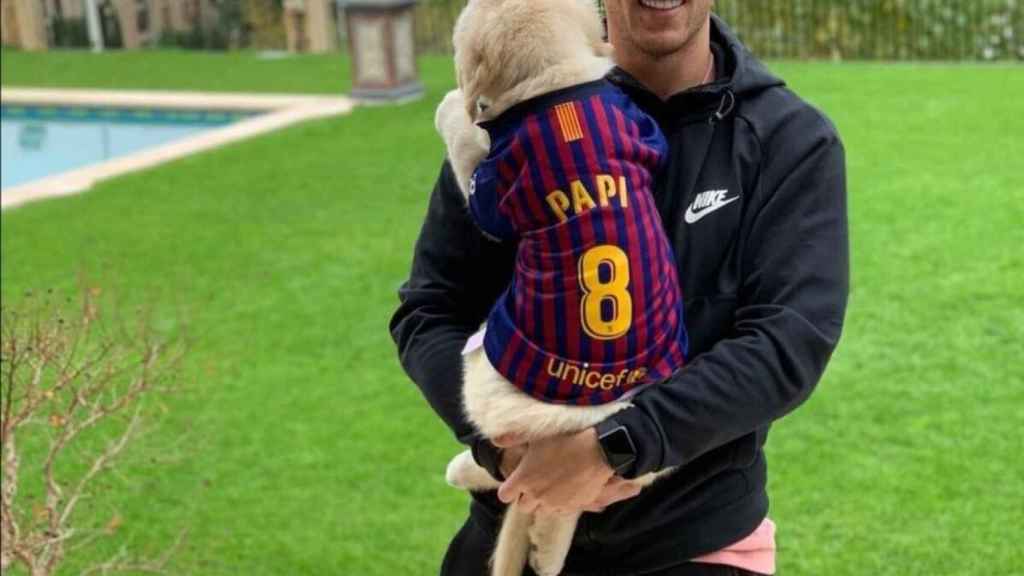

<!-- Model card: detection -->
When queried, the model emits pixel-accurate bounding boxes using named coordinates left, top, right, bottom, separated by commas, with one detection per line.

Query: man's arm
left=613, top=109, right=849, bottom=477
left=497, top=109, right=848, bottom=509
left=389, top=161, right=516, bottom=446
left=393, top=161, right=638, bottom=491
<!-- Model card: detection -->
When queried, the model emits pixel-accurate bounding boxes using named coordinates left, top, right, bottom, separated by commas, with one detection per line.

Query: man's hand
left=496, top=429, right=615, bottom=514
left=494, top=430, right=643, bottom=513
left=581, top=477, right=643, bottom=513
left=498, top=444, right=527, bottom=479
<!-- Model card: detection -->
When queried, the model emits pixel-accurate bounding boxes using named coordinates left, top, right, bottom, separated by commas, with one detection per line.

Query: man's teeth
left=639, top=0, right=684, bottom=9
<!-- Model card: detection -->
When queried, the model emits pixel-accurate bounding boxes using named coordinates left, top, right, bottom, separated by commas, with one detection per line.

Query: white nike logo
left=684, top=189, right=739, bottom=224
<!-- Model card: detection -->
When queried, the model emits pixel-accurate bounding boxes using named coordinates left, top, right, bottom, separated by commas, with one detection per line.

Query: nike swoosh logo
left=684, top=195, right=739, bottom=224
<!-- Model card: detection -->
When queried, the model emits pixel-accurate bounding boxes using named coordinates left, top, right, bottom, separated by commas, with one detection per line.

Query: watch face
left=599, top=425, right=636, bottom=473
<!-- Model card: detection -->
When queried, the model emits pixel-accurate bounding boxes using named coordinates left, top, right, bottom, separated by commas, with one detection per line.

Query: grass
left=1, top=48, right=352, bottom=94
left=2, top=50, right=1023, bottom=575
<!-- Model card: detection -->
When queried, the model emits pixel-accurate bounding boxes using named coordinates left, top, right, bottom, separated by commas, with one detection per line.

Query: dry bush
left=0, top=288, right=189, bottom=576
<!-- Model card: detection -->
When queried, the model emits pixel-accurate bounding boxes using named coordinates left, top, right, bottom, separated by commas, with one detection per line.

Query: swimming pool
left=1, top=105, right=253, bottom=189
left=0, top=88, right=354, bottom=209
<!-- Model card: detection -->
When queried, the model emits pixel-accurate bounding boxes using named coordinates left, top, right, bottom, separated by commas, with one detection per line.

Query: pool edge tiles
left=1, top=88, right=355, bottom=210
left=2, top=104, right=257, bottom=127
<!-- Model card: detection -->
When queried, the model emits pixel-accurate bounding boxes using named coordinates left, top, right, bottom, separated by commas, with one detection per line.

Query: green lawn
left=1, top=48, right=353, bottom=94
left=2, top=50, right=1023, bottom=575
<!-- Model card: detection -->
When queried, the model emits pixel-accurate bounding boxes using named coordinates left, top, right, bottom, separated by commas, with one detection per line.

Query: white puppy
left=434, top=0, right=687, bottom=575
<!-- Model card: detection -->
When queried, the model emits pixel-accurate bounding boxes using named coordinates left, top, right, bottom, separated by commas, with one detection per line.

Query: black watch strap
left=471, top=437, right=506, bottom=482
left=595, top=418, right=638, bottom=477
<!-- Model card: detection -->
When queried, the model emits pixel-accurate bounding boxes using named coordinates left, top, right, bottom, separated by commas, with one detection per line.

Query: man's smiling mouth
left=638, top=0, right=686, bottom=10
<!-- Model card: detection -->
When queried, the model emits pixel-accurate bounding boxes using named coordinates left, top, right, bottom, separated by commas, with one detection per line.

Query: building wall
left=111, top=0, right=218, bottom=48
left=284, top=0, right=338, bottom=53
left=1, top=0, right=18, bottom=47
left=2, top=0, right=47, bottom=50
left=2, top=0, right=343, bottom=52
left=112, top=0, right=139, bottom=47
left=305, top=0, right=336, bottom=52
left=164, top=0, right=192, bottom=31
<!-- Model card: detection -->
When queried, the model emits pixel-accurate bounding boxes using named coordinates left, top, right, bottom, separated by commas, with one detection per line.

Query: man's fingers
left=584, top=479, right=643, bottom=512
left=607, top=482, right=642, bottom=503
left=546, top=506, right=576, bottom=517
left=516, top=492, right=540, bottom=514
left=493, top=433, right=527, bottom=448
left=604, top=476, right=629, bottom=489
left=497, top=476, right=520, bottom=504
left=499, top=445, right=526, bottom=478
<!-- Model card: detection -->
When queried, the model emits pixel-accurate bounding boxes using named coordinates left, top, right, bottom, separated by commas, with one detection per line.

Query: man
left=390, top=0, right=848, bottom=573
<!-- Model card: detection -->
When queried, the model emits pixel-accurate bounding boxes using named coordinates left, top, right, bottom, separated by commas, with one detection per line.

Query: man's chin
left=629, top=34, right=691, bottom=59
left=624, top=11, right=699, bottom=57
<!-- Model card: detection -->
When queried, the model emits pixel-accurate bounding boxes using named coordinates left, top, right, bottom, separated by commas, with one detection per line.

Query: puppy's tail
left=491, top=503, right=532, bottom=576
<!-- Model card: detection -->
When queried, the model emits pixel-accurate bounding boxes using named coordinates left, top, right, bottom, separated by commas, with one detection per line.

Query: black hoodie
left=389, top=15, right=848, bottom=573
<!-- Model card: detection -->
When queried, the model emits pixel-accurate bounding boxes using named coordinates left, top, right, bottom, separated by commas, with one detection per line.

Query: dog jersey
left=468, top=79, right=688, bottom=405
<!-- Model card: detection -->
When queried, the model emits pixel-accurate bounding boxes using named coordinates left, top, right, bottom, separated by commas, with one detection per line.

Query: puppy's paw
left=445, top=449, right=501, bottom=491
left=435, top=89, right=467, bottom=136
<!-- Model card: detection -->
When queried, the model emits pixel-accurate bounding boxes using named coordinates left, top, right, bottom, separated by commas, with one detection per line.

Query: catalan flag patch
left=554, top=102, right=584, bottom=142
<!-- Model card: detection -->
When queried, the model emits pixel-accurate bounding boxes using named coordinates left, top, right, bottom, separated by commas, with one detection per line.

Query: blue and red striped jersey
left=468, top=79, right=688, bottom=405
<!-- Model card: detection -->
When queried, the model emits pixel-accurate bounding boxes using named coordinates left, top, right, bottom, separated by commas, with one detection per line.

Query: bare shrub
left=0, top=288, right=188, bottom=576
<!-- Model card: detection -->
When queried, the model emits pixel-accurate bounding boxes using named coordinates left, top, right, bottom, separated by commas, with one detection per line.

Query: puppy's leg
left=446, top=449, right=501, bottom=491
left=460, top=347, right=665, bottom=574
left=528, top=512, right=580, bottom=576
left=434, top=89, right=489, bottom=197
left=445, top=342, right=513, bottom=493
left=632, top=468, right=674, bottom=487
left=492, top=503, right=532, bottom=576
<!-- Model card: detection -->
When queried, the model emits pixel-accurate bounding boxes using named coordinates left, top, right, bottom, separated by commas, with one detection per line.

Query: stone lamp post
left=339, top=0, right=423, bottom=102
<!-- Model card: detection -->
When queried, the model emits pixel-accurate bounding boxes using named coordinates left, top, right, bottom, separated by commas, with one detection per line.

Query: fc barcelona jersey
left=469, top=79, right=688, bottom=405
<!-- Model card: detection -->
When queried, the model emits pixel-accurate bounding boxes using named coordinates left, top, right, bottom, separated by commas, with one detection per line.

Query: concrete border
left=1, top=88, right=356, bottom=210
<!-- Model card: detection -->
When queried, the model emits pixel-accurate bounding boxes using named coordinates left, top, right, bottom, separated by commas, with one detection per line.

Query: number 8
left=578, top=244, right=633, bottom=340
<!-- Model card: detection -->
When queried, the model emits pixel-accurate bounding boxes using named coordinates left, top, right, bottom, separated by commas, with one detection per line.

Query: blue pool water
left=1, top=106, right=253, bottom=189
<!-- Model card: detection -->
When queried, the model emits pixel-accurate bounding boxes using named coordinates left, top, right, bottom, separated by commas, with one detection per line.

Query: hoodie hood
left=606, top=14, right=785, bottom=123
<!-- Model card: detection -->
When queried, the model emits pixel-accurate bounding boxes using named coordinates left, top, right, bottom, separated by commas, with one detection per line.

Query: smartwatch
left=595, top=418, right=637, bottom=477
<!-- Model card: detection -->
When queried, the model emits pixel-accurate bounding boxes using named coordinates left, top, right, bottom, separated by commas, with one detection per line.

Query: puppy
left=434, top=0, right=689, bottom=574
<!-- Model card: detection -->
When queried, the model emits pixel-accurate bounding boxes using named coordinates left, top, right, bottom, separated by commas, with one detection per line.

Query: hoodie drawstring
left=710, top=89, right=736, bottom=124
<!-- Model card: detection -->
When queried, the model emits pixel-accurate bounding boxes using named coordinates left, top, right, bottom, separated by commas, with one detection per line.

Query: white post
left=83, top=0, right=104, bottom=52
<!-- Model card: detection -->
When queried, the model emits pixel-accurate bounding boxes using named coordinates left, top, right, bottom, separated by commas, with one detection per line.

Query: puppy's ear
left=462, top=56, right=493, bottom=121
left=572, top=0, right=610, bottom=57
